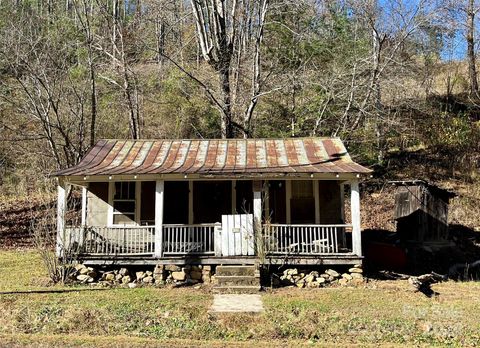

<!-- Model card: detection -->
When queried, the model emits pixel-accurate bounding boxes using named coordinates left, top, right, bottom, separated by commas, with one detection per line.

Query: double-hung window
left=112, top=182, right=136, bottom=225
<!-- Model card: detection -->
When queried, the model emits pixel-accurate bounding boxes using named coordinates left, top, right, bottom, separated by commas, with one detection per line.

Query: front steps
left=213, top=265, right=261, bottom=293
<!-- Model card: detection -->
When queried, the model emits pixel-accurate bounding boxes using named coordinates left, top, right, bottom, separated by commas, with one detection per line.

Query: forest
left=0, top=0, right=478, bottom=208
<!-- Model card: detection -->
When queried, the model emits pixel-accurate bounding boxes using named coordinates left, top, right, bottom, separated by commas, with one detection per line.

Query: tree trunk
left=89, top=54, right=97, bottom=146
left=467, top=0, right=478, bottom=95
left=372, top=28, right=385, bottom=164
left=155, top=18, right=165, bottom=66
left=112, top=0, right=118, bottom=65
left=219, top=66, right=234, bottom=138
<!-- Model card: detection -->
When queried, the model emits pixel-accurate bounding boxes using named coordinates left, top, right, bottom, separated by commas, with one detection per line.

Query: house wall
left=84, top=179, right=345, bottom=227
left=86, top=182, right=109, bottom=226
left=140, top=181, right=156, bottom=224
left=318, top=181, right=343, bottom=224
left=193, top=181, right=232, bottom=223
left=267, top=180, right=343, bottom=224
left=268, top=180, right=286, bottom=223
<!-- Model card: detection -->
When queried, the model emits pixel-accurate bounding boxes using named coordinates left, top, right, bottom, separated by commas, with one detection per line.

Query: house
left=392, top=180, right=456, bottom=246
left=54, top=138, right=371, bottom=267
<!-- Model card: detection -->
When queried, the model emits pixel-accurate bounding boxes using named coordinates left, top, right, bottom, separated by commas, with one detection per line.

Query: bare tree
left=346, top=0, right=439, bottom=162
left=73, top=0, right=99, bottom=146
left=187, top=0, right=270, bottom=138
left=442, top=0, right=480, bottom=95
left=467, top=0, right=479, bottom=94
left=0, top=12, right=89, bottom=169
left=95, top=0, right=142, bottom=139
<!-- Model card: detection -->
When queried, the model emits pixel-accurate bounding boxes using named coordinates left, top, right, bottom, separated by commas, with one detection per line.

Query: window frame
left=286, top=179, right=321, bottom=224
left=108, top=181, right=141, bottom=226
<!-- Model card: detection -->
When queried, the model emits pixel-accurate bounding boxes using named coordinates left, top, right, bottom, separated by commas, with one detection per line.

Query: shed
left=392, top=180, right=456, bottom=244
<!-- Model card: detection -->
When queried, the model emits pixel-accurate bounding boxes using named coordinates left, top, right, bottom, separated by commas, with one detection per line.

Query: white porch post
left=56, top=180, right=68, bottom=257
left=350, top=179, right=362, bottom=256
left=253, top=180, right=262, bottom=233
left=81, top=186, right=87, bottom=227
left=154, top=180, right=165, bottom=258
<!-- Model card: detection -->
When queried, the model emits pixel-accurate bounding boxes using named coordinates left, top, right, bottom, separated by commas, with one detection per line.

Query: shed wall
left=394, top=184, right=450, bottom=242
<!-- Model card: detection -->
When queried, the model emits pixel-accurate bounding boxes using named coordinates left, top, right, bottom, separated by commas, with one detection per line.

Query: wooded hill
left=0, top=0, right=478, bottom=199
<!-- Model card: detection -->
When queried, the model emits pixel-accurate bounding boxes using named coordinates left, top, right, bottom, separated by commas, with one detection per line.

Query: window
left=112, top=182, right=136, bottom=225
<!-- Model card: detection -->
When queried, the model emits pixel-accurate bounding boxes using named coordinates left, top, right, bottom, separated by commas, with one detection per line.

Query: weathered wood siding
left=395, top=185, right=449, bottom=242
left=221, top=214, right=255, bottom=256
left=394, top=185, right=422, bottom=219
left=86, top=182, right=109, bottom=226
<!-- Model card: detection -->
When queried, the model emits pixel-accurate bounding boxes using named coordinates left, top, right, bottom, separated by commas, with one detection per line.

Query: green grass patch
left=1, top=250, right=480, bottom=346
left=0, top=250, right=50, bottom=291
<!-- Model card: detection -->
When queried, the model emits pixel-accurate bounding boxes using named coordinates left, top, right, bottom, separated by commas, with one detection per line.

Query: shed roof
left=390, top=180, right=456, bottom=201
left=54, top=138, right=371, bottom=177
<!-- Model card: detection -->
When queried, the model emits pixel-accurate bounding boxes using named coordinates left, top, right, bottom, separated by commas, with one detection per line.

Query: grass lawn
left=1, top=250, right=479, bottom=347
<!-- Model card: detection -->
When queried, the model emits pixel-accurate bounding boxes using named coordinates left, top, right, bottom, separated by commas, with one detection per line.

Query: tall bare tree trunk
left=243, top=0, right=268, bottom=138
left=89, top=56, right=97, bottom=146
left=112, top=0, right=118, bottom=65
left=467, top=0, right=478, bottom=95
left=372, top=28, right=385, bottom=164
left=155, top=18, right=165, bottom=66
left=219, top=66, right=233, bottom=138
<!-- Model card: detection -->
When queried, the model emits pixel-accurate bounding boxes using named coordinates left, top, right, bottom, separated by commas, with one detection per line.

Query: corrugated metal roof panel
left=54, top=138, right=372, bottom=176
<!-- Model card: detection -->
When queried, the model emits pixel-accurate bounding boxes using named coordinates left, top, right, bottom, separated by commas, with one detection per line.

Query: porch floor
left=80, top=254, right=363, bottom=267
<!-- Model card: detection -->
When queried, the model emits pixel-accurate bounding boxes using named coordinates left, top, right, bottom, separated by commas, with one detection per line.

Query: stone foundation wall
left=272, top=265, right=364, bottom=288
left=72, top=263, right=364, bottom=289
left=72, top=264, right=215, bottom=287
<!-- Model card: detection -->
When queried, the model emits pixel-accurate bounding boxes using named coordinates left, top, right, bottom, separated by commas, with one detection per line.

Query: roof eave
left=59, top=171, right=372, bottom=183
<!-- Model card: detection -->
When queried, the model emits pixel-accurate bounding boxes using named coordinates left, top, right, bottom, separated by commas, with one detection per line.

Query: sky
left=375, top=0, right=469, bottom=61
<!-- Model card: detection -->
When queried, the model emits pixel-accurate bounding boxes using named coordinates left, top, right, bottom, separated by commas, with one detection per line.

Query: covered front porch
left=58, top=177, right=363, bottom=265
left=54, top=138, right=371, bottom=266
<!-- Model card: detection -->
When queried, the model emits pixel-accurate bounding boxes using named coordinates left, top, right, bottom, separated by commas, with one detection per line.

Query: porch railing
left=263, top=224, right=352, bottom=255
left=64, top=223, right=351, bottom=257
left=65, top=226, right=155, bottom=255
left=162, top=223, right=220, bottom=255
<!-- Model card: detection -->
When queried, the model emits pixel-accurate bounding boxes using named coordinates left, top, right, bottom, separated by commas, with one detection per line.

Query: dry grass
left=443, top=179, right=480, bottom=231
left=0, top=334, right=360, bottom=348
left=1, top=250, right=480, bottom=347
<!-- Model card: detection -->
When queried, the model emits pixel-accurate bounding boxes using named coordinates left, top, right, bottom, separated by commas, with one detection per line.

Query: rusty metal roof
left=54, top=138, right=372, bottom=177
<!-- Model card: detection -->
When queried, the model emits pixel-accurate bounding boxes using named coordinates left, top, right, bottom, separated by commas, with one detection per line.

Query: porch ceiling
left=54, top=138, right=372, bottom=177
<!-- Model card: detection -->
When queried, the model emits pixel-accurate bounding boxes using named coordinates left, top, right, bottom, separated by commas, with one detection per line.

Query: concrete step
left=216, top=275, right=259, bottom=287
left=213, top=285, right=262, bottom=294
left=216, top=265, right=257, bottom=277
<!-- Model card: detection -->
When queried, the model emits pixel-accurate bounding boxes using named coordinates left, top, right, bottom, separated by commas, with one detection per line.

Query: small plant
left=30, top=193, right=80, bottom=284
